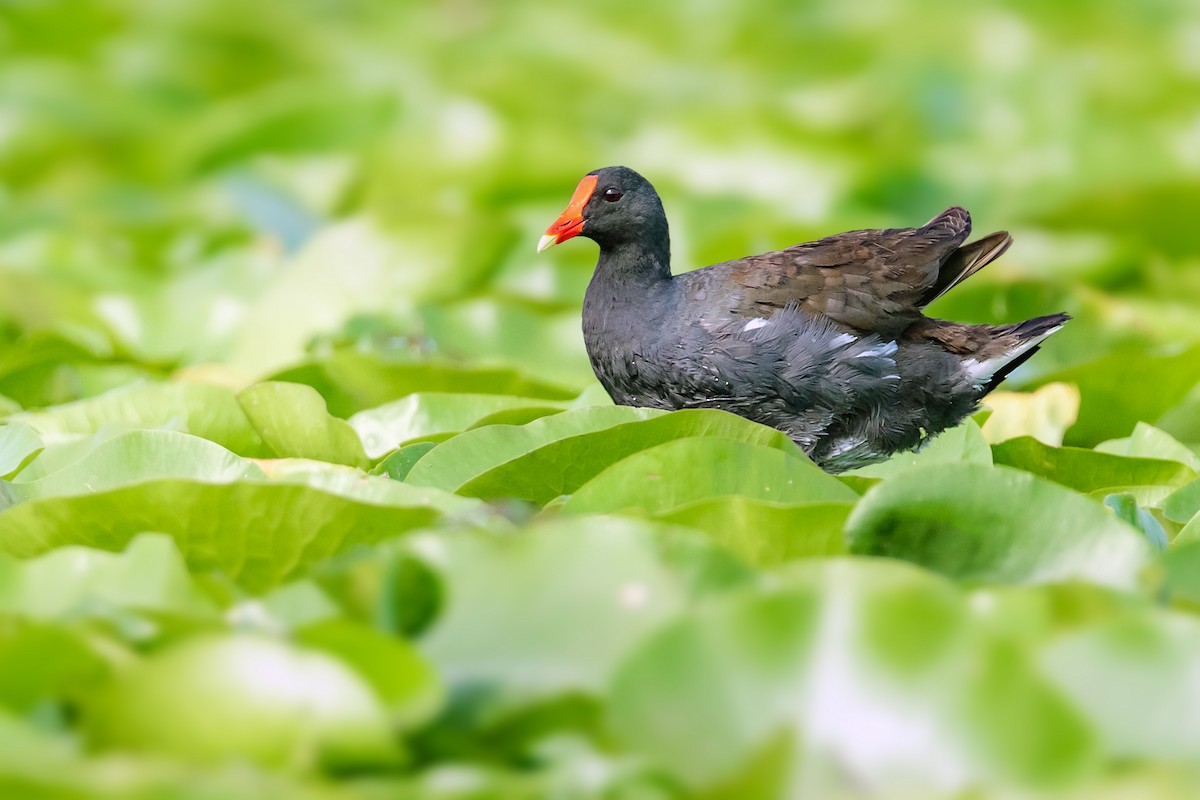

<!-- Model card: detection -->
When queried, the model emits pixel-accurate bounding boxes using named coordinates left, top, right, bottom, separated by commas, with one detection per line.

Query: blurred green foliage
left=3, top=0, right=1200, bottom=797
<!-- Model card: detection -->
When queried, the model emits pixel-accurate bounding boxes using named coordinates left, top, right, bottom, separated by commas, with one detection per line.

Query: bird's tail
left=911, top=313, right=1070, bottom=393
left=966, top=313, right=1071, bottom=393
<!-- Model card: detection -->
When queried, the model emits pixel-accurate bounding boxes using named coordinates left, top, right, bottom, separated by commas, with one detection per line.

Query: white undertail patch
left=963, top=325, right=1064, bottom=386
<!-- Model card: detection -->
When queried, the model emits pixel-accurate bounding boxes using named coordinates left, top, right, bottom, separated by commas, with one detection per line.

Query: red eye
left=603, top=188, right=623, bottom=202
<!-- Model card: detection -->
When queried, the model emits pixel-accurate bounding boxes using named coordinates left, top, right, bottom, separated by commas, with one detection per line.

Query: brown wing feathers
left=724, top=206, right=1004, bottom=334
left=921, top=229, right=1012, bottom=306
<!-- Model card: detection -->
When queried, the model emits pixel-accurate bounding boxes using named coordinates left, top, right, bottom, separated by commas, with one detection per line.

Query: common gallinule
left=538, top=166, right=1068, bottom=472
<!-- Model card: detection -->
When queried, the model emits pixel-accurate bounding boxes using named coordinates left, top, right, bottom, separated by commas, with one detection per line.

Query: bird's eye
left=603, top=187, right=623, bottom=202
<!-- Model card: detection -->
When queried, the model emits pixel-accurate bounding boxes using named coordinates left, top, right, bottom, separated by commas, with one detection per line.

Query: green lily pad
left=846, top=463, right=1153, bottom=588
left=0, top=533, right=216, bottom=621
left=238, top=382, right=369, bottom=467
left=992, top=436, right=1195, bottom=493
left=980, top=383, right=1080, bottom=446
left=0, top=423, right=43, bottom=480
left=654, top=498, right=850, bottom=566
left=348, top=392, right=569, bottom=458
left=403, top=406, right=663, bottom=494
left=1039, top=612, right=1200, bottom=759
left=296, top=619, right=443, bottom=730
left=1163, top=541, right=1200, bottom=606
left=273, top=352, right=578, bottom=418
left=445, top=409, right=803, bottom=504
left=609, top=559, right=1095, bottom=794
left=563, top=437, right=856, bottom=516
left=1096, top=423, right=1200, bottom=470
left=3, top=429, right=265, bottom=505
left=1163, top=478, right=1200, bottom=525
left=417, top=518, right=698, bottom=709
left=8, top=381, right=267, bottom=456
left=1032, top=345, right=1200, bottom=448
left=0, top=474, right=478, bottom=592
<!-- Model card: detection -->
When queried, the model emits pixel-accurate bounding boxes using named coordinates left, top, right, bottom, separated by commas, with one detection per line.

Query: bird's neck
left=593, top=228, right=672, bottom=288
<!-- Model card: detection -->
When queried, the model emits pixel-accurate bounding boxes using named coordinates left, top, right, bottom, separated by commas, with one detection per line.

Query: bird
left=537, top=166, right=1068, bottom=472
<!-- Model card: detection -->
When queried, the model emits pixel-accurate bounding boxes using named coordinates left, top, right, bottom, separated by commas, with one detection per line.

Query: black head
left=538, top=166, right=669, bottom=256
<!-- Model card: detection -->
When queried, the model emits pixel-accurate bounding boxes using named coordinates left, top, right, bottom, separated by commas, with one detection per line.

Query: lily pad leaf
left=4, top=430, right=265, bottom=505
left=273, top=352, right=578, bottom=417
left=1163, top=479, right=1200, bottom=525
left=1039, top=613, right=1200, bottom=760
left=1103, top=493, right=1168, bottom=551
left=992, top=436, right=1195, bottom=493
left=1096, top=422, right=1200, bottom=470
left=296, top=619, right=443, bottom=730
left=0, top=533, right=216, bottom=622
left=348, top=393, right=568, bottom=458
left=0, top=423, right=43, bottom=480
left=609, top=559, right=1095, bottom=795
left=846, top=463, right=1153, bottom=589
left=416, top=518, right=698, bottom=712
left=403, top=406, right=663, bottom=493
left=372, top=442, right=438, bottom=481
left=8, top=381, right=267, bottom=456
left=980, top=383, right=1080, bottom=446
left=563, top=437, right=856, bottom=516
left=0, top=622, right=110, bottom=713
left=460, top=410, right=809, bottom=504
left=654, top=498, right=850, bottom=566
left=0, top=473, right=479, bottom=593
left=238, top=382, right=368, bottom=467
left=1163, top=541, right=1200, bottom=606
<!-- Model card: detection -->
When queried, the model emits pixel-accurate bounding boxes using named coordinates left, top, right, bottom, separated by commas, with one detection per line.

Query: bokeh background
left=4, top=0, right=1199, bottom=421
left=4, top=1, right=1200, bottom=798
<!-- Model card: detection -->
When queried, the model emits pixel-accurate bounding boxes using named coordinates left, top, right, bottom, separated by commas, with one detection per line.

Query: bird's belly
left=585, top=337, right=680, bottom=410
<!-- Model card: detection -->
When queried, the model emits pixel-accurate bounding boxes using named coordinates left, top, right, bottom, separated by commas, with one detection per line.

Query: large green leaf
left=991, top=436, right=1195, bottom=493
left=1095, top=423, right=1200, bottom=470
left=3, top=429, right=265, bottom=506
left=980, top=383, right=1080, bottom=446
left=348, top=392, right=569, bottom=458
left=1163, top=478, right=1200, bottom=525
left=0, top=534, right=216, bottom=621
left=846, top=463, right=1153, bottom=588
left=1032, top=345, right=1200, bottom=447
left=1039, top=613, right=1200, bottom=759
left=1180, top=515, right=1200, bottom=546
left=0, top=423, right=42, bottom=479
left=238, top=382, right=369, bottom=467
left=7, top=381, right=267, bottom=456
left=563, top=437, right=857, bottom=516
left=403, top=406, right=663, bottom=493
left=416, top=518, right=727, bottom=711
left=273, top=352, right=578, bottom=417
left=0, top=476, right=478, bottom=592
left=418, top=298, right=596, bottom=388
left=295, top=620, right=443, bottom=730
left=609, top=559, right=1095, bottom=795
left=1163, top=541, right=1200, bottom=606
left=0, top=622, right=110, bottom=713
left=654, top=498, right=850, bottom=566
left=425, top=408, right=802, bottom=504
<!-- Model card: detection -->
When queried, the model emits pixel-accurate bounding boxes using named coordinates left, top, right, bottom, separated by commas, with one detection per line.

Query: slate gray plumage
left=541, top=166, right=1069, bottom=472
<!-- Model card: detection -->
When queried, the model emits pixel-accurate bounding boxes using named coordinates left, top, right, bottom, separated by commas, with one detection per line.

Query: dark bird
left=538, top=166, right=1068, bottom=472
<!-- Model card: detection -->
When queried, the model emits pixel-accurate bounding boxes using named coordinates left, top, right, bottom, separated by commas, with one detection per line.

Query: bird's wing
left=699, top=207, right=985, bottom=335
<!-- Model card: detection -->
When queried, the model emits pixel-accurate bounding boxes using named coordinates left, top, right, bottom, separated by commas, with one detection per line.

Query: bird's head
left=537, top=166, right=666, bottom=253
